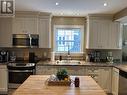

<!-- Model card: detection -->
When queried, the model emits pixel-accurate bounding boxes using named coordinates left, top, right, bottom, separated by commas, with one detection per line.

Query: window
left=54, top=25, right=84, bottom=53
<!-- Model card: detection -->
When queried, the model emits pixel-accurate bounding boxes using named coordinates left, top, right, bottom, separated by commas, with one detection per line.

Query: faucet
left=67, top=45, right=71, bottom=62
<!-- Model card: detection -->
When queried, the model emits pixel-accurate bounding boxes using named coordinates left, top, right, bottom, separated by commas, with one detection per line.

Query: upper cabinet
left=86, top=15, right=122, bottom=49
left=12, top=12, right=38, bottom=34
left=0, top=18, right=12, bottom=47
left=38, top=17, right=51, bottom=48
left=0, top=11, right=51, bottom=48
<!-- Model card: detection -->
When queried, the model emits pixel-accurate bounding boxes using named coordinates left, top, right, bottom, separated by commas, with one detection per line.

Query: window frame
left=53, top=25, right=84, bottom=55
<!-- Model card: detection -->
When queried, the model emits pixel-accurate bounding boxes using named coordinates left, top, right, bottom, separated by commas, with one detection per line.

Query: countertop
left=37, top=60, right=114, bottom=67
left=37, top=60, right=127, bottom=73
left=12, top=75, right=107, bottom=95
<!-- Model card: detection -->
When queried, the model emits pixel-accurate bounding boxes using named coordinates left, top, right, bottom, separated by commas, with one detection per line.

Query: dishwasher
left=119, top=70, right=127, bottom=95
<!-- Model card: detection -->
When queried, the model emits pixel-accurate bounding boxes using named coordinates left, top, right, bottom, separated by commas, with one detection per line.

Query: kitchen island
left=12, top=75, right=107, bottom=95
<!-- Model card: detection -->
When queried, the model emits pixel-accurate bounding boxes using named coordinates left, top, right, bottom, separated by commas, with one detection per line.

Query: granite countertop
left=37, top=60, right=113, bottom=67
left=37, top=60, right=127, bottom=73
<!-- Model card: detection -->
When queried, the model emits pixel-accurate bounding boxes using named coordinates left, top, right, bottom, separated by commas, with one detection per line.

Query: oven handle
left=8, top=70, right=33, bottom=73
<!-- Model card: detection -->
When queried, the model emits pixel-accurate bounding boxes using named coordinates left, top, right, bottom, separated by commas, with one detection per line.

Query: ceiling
left=15, top=0, right=127, bottom=16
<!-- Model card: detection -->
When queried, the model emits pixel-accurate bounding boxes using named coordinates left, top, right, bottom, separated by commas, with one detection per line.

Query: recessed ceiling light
left=55, top=2, right=59, bottom=6
left=104, top=2, right=107, bottom=6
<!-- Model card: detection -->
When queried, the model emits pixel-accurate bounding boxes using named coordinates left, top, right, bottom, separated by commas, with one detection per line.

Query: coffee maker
left=0, top=50, right=9, bottom=62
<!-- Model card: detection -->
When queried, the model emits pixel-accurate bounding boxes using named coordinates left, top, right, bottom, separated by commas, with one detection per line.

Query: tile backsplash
left=0, top=48, right=51, bottom=61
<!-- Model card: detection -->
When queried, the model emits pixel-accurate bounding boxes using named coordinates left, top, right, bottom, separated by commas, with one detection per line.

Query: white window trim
left=53, top=25, right=84, bottom=55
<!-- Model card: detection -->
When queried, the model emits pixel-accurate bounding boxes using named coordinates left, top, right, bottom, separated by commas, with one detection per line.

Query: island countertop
left=13, top=75, right=107, bottom=95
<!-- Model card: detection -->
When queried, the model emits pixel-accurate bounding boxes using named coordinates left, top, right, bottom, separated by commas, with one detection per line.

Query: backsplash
left=0, top=48, right=51, bottom=61
left=86, top=49, right=122, bottom=63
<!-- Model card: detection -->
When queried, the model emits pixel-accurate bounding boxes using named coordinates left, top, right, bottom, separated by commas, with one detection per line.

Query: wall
left=51, top=16, right=86, bottom=60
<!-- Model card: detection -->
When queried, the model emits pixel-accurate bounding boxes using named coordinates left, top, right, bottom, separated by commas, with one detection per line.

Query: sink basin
left=56, top=60, right=81, bottom=65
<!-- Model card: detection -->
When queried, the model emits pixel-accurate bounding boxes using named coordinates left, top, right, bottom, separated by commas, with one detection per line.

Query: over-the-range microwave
left=12, top=34, right=39, bottom=48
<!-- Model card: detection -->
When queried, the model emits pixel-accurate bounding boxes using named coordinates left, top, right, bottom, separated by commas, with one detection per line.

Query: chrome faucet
left=67, top=45, right=71, bottom=61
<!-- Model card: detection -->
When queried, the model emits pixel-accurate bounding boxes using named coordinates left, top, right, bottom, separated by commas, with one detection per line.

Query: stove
left=7, top=63, right=35, bottom=70
left=7, top=63, right=36, bottom=88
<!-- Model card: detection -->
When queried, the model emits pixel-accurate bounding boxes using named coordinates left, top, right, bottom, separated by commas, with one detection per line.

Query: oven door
left=8, top=69, right=34, bottom=88
left=9, top=70, right=33, bottom=83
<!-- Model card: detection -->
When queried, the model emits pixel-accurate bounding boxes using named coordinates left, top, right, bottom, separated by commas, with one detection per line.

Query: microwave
left=12, top=34, right=39, bottom=48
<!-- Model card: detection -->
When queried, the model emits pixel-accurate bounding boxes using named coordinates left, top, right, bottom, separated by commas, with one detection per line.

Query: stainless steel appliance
left=12, top=34, right=39, bottom=48
left=119, top=70, right=127, bottom=95
left=0, top=50, right=9, bottom=62
left=7, top=63, right=35, bottom=88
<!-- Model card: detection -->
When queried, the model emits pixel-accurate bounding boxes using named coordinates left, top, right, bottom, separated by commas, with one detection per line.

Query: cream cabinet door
left=12, top=17, right=38, bottom=34
left=0, top=65, right=8, bottom=94
left=87, top=19, right=99, bottom=49
left=57, top=66, right=85, bottom=76
left=112, top=68, right=119, bottom=95
left=0, top=18, right=12, bottom=47
left=38, top=19, right=51, bottom=48
left=36, top=66, right=56, bottom=75
left=108, top=22, right=122, bottom=49
left=98, top=67, right=112, bottom=93
left=86, top=17, right=122, bottom=49
left=86, top=19, right=110, bottom=49
left=86, top=67, right=99, bottom=82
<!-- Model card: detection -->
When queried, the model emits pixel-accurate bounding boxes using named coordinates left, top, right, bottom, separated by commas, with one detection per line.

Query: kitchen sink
left=56, top=60, right=81, bottom=65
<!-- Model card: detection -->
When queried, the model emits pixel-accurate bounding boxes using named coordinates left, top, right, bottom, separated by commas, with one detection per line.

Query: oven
left=7, top=63, right=36, bottom=88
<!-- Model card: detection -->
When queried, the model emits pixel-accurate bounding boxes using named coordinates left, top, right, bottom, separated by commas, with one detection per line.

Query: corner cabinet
left=0, top=65, right=8, bottom=94
left=86, top=15, right=122, bottom=49
left=38, top=16, right=51, bottom=48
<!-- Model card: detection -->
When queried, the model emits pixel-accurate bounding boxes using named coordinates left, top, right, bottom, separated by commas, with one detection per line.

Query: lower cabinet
left=112, top=67, right=119, bottom=95
left=86, top=67, right=99, bottom=82
left=98, top=67, right=112, bottom=93
left=36, top=66, right=85, bottom=75
left=36, top=66, right=57, bottom=75
left=85, top=66, right=112, bottom=93
left=36, top=65, right=112, bottom=93
left=0, top=65, right=8, bottom=94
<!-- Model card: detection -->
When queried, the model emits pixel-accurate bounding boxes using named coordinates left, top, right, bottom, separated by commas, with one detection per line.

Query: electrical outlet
left=44, top=52, right=47, bottom=57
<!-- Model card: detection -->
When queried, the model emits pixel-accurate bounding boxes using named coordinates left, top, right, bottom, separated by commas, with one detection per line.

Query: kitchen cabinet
left=12, top=17, right=38, bottom=34
left=108, top=22, right=122, bottom=49
left=98, top=67, right=112, bottom=93
left=36, top=66, right=85, bottom=75
left=38, top=18, right=51, bottom=48
left=86, top=15, right=122, bottom=49
left=36, top=66, right=56, bottom=75
left=112, top=67, right=119, bottom=95
left=36, top=65, right=112, bottom=93
left=0, top=65, right=8, bottom=94
left=86, top=67, right=99, bottom=82
left=56, top=66, right=86, bottom=75
left=0, top=18, right=12, bottom=47
left=85, top=66, right=112, bottom=93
